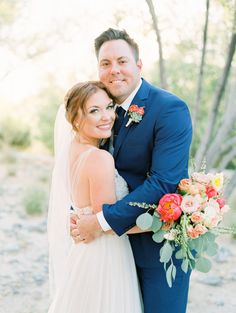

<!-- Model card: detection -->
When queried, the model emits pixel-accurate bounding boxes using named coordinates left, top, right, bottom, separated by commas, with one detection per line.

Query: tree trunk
left=145, top=0, right=168, bottom=89
left=206, top=76, right=236, bottom=168
left=192, top=0, right=210, bottom=128
left=219, top=145, right=236, bottom=170
left=195, top=4, right=236, bottom=169
left=224, top=170, right=236, bottom=199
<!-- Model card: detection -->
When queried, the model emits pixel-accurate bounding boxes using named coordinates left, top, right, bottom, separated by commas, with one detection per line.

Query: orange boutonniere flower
left=126, top=104, right=145, bottom=127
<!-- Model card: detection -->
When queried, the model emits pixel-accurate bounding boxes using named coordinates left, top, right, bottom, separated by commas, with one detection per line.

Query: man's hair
left=94, top=28, right=139, bottom=61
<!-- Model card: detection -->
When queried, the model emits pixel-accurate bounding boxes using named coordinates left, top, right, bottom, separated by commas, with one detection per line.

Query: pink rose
left=157, top=194, right=183, bottom=222
left=206, top=186, right=218, bottom=199
left=217, top=198, right=225, bottom=209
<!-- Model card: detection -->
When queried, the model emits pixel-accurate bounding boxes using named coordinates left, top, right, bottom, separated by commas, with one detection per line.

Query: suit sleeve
left=103, top=99, right=192, bottom=236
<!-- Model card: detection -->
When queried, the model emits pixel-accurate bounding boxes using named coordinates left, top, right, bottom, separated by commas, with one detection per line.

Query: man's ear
left=137, top=59, right=143, bottom=70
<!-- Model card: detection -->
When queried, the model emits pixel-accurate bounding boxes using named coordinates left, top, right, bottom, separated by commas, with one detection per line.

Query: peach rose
left=190, top=211, right=204, bottom=223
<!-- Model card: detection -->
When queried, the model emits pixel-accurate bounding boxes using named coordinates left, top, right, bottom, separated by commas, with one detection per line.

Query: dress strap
left=70, top=147, right=97, bottom=208
left=71, top=147, right=97, bottom=172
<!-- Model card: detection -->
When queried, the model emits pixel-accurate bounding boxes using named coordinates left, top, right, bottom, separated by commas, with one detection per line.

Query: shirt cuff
left=97, top=211, right=111, bottom=231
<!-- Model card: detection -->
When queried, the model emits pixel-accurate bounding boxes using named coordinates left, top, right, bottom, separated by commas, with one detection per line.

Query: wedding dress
left=48, top=148, right=143, bottom=313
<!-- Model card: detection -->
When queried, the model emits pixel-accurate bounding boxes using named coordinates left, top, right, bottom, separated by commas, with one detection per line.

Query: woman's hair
left=94, top=28, right=139, bottom=61
left=65, top=81, right=112, bottom=131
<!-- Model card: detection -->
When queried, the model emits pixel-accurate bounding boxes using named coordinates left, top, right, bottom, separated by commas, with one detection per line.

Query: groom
left=71, top=28, right=192, bottom=313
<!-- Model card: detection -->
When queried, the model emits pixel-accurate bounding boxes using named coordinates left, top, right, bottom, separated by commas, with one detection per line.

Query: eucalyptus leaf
left=189, top=258, right=196, bottom=269
left=172, top=264, right=177, bottom=280
left=160, top=242, right=173, bottom=263
left=175, top=248, right=186, bottom=260
left=151, top=216, right=162, bottom=232
left=191, top=237, right=204, bottom=253
left=203, top=231, right=216, bottom=241
left=181, top=259, right=189, bottom=273
left=195, top=257, right=212, bottom=273
left=205, top=242, right=218, bottom=256
left=152, top=230, right=165, bottom=243
left=166, top=264, right=173, bottom=288
left=187, top=249, right=195, bottom=260
left=136, top=213, right=153, bottom=230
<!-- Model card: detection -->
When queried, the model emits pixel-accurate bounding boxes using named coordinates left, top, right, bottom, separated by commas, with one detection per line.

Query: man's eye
left=101, top=62, right=109, bottom=67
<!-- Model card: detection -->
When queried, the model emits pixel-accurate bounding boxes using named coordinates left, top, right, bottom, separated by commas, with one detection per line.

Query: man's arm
left=103, top=100, right=192, bottom=236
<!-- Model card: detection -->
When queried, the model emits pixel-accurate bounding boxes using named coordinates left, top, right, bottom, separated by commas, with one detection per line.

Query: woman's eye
left=107, top=104, right=115, bottom=110
left=89, top=109, right=98, bottom=114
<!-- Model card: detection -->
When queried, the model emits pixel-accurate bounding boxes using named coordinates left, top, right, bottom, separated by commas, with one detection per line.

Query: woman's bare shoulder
left=87, top=148, right=114, bottom=167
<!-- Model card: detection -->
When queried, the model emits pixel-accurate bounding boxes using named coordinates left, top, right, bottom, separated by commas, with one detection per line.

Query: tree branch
left=145, top=0, right=168, bottom=89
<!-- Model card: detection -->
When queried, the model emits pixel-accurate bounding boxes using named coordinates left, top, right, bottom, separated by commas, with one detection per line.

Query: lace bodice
left=115, top=169, right=129, bottom=200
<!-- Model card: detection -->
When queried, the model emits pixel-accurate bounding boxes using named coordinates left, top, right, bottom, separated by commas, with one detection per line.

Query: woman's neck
left=74, top=134, right=99, bottom=148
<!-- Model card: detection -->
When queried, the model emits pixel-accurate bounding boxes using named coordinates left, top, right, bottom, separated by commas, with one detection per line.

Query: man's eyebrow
left=118, top=56, right=128, bottom=60
left=100, top=58, right=110, bottom=63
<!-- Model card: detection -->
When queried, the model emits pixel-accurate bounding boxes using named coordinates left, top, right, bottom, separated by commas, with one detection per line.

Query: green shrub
left=23, top=185, right=48, bottom=216
left=36, top=86, right=62, bottom=153
left=0, top=117, right=31, bottom=149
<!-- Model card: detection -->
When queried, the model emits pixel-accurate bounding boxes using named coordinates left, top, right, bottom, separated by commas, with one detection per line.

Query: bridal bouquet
left=129, top=171, right=233, bottom=287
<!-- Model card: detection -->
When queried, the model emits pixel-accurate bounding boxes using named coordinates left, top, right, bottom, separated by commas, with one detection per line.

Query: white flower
left=203, top=199, right=222, bottom=228
left=181, top=194, right=203, bottom=213
left=211, top=173, right=224, bottom=191
left=164, top=229, right=179, bottom=241
left=220, top=204, right=230, bottom=213
left=191, top=172, right=211, bottom=184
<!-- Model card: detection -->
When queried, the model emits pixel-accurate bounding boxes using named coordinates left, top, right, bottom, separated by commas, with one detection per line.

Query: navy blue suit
left=103, top=79, right=192, bottom=313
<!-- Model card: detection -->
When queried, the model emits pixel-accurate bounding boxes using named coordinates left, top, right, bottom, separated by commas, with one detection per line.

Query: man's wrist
left=96, top=211, right=111, bottom=231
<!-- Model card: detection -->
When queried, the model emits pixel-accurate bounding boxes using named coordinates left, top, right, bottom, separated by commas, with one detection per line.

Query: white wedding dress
left=48, top=148, right=143, bottom=313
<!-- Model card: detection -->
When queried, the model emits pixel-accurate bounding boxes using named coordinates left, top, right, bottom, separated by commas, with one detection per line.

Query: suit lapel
left=113, top=79, right=151, bottom=159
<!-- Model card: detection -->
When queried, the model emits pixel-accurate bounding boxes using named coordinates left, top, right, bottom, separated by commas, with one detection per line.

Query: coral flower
left=157, top=194, right=182, bottom=222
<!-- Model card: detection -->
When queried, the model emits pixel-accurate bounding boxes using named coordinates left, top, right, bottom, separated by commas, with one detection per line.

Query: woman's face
left=78, top=89, right=115, bottom=143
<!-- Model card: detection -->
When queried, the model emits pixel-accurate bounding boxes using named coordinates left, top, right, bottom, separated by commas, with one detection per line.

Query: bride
left=47, top=81, right=143, bottom=313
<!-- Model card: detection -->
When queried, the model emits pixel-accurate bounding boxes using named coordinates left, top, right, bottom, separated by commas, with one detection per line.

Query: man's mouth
left=110, top=79, right=125, bottom=84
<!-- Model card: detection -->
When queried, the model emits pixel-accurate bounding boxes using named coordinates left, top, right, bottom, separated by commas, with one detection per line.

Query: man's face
left=98, top=39, right=142, bottom=104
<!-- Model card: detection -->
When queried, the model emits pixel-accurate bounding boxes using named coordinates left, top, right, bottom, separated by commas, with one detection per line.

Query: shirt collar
left=116, top=79, right=142, bottom=112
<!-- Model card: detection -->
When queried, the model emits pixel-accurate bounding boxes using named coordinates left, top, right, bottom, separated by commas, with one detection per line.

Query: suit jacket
left=103, top=78, right=192, bottom=267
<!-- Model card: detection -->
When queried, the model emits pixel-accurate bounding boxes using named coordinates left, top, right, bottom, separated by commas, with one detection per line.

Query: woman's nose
left=101, top=110, right=111, bottom=120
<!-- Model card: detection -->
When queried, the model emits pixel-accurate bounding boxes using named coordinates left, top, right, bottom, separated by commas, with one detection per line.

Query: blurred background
left=0, top=0, right=235, bottom=312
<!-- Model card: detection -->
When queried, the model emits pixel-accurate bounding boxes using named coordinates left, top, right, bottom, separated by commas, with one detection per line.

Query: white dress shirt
left=97, top=79, right=142, bottom=231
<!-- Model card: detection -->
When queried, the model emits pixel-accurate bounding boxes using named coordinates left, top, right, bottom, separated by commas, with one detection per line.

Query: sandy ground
left=0, top=151, right=236, bottom=313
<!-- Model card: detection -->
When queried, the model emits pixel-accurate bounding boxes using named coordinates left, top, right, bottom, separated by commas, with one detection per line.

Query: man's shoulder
left=142, top=79, right=185, bottom=102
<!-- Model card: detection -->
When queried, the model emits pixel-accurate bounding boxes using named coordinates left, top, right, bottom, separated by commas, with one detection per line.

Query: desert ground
left=0, top=151, right=235, bottom=313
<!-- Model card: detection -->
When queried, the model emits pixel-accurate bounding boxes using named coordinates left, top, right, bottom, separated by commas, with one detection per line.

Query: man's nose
left=110, top=62, right=120, bottom=74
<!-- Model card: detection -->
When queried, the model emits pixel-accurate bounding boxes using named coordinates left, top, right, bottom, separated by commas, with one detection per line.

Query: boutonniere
left=126, top=104, right=145, bottom=127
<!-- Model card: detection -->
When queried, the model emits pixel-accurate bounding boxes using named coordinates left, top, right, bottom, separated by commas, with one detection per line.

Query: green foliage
left=0, top=117, right=31, bottom=149
left=36, top=85, right=62, bottom=153
left=136, top=212, right=153, bottom=230
left=23, top=185, right=48, bottom=216
left=0, top=0, right=18, bottom=25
